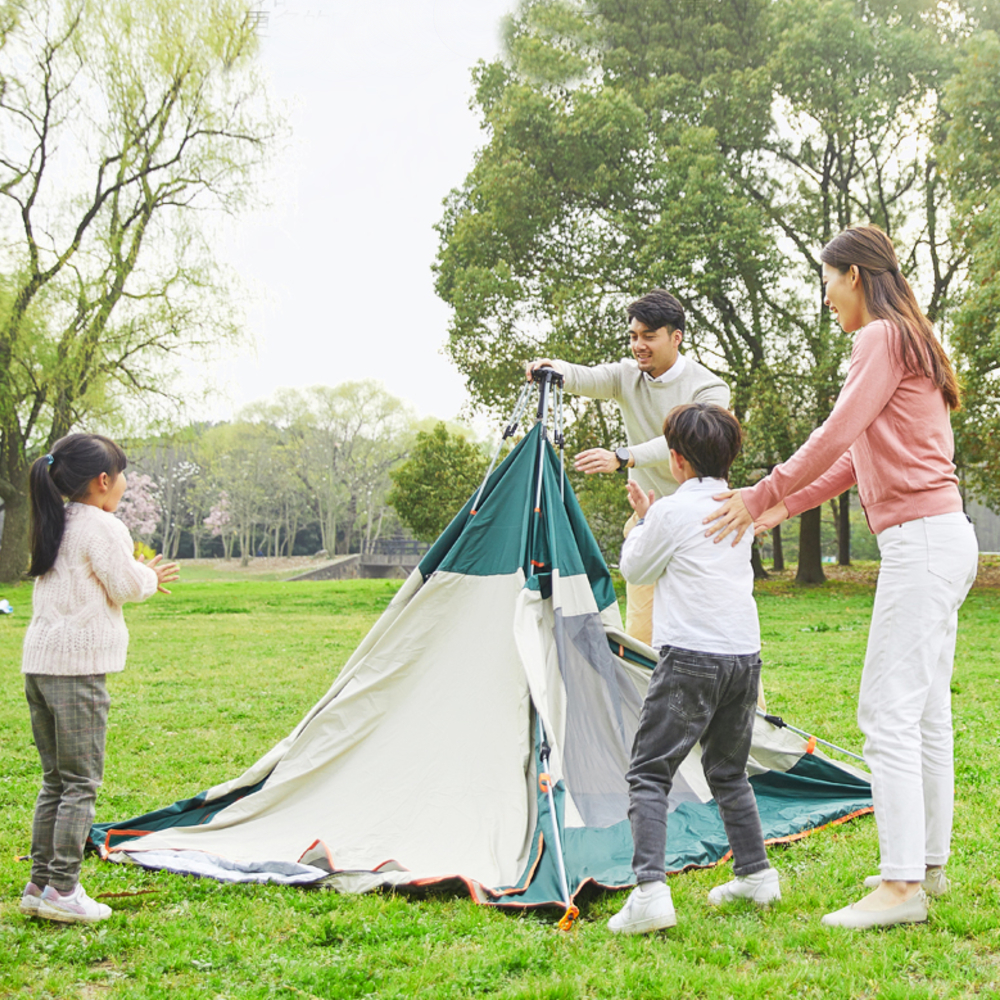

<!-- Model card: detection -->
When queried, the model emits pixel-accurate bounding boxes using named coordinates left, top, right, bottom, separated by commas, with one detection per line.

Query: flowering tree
left=204, top=492, right=236, bottom=560
left=115, top=474, right=161, bottom=548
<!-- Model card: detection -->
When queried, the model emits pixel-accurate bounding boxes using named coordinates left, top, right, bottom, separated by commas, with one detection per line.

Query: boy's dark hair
left=626, top=289, right=685, bottom=335
left=28, top=433, right=128, bottom=577
left=663, top=403, right=741, bottom=480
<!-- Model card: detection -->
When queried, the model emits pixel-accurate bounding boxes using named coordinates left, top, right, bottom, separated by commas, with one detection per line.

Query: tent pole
left=471, top=381, right=532, bottom=515
left=532, top=369, right=564, bottom=518
left=756, top=709, right=866, bottom=763
left=538, top=728, right=579, bottom=930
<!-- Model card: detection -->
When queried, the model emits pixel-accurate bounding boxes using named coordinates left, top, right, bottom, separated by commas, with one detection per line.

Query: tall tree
left=435, top=0, right=968, bottom=580
left=942, top=30, right=1000, bottom=513
left=0, top=0, right=276, bottom=580
left=241, top=382, right=413, bottom=556
left=387, top=423, right=488, bottom=542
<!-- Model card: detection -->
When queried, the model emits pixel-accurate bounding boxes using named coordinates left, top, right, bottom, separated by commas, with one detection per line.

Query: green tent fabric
left=91, top=420, right=872, bottom=910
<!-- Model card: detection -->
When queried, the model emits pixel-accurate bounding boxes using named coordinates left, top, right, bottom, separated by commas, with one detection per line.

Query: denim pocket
left=666, top=655, right=718, bottom=721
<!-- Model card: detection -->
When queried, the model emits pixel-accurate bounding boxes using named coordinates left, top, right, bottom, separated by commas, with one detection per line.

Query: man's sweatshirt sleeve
left=550, top=360, right=622, bottom=400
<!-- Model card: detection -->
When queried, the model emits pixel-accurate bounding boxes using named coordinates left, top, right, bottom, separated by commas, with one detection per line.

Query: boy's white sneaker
left=19, top=882, right=43, bottom=917
left=37, top=884, right=112, bottom=924
left=708, top=867, right=781, bottom=906
left=607, top=882, right=677, bottom=934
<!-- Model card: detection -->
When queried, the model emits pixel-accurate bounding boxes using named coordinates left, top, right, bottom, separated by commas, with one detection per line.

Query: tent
left=91, top=375, right=872, bottom=922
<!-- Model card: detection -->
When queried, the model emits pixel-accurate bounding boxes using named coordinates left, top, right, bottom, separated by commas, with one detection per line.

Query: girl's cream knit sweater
left=22, top=503, right=158, bottom=676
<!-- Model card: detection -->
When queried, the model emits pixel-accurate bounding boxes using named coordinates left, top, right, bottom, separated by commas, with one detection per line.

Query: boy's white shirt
left=619, top=477, right=760, bottom=655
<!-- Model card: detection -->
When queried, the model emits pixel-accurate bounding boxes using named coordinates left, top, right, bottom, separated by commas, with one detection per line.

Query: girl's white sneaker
left=708, top=867, right=781, bottom=906
left=37, top=884, right=112, bottom=924
left=19, top=882, right=43, bottom=916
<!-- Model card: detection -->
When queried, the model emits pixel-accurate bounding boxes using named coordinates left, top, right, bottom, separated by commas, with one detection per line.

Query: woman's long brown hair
left=820, top=224, right=960, bottom=410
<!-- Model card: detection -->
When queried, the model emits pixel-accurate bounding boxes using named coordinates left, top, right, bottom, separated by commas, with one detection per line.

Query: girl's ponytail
left=28, top=434, right=128, bottom=577
left=28, top=455, right=69, bottom=577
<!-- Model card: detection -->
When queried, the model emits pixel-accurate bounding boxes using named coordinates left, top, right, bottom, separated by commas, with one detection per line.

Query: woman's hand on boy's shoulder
left=138, top=553, right=180, bottom=594
left=626, top=479, right=655, bottom=520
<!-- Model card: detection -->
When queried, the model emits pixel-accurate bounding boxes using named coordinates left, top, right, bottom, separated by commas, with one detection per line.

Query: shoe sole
left=37, top=904, right=110, bottom=924
left=19, top=902, right=41, bottom=918
left=609, top=913, right=677, bottom=934
left=708, top=892, right=781, bottom=907
left=821, top=910, right=927, bottom=929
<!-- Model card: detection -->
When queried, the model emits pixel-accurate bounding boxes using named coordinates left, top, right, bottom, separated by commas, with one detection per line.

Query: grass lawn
left=0, top=566, right=998, bottom=999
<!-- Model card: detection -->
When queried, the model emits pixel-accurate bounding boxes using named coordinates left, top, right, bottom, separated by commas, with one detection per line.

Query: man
left=526, top=289, right=731, bottom=644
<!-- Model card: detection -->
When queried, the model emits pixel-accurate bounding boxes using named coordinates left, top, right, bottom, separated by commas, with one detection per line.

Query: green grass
left=1, top=573, right=999, bottom=999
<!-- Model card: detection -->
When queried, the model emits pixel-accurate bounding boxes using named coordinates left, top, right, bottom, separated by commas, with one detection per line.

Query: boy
left=609, top=402, right=779, bottom=934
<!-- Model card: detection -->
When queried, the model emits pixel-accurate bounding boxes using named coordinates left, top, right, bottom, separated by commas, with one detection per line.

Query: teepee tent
left=92, top=375, right=872, bottom=920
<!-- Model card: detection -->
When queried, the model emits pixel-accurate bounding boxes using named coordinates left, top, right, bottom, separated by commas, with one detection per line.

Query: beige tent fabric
left=114, top=571, right=538, bottom=887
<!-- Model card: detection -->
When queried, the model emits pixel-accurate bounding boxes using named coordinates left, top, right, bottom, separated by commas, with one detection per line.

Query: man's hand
left=703, top=489, right=753, bottom=546
left=140, top=552, right=181, bottom=594
left=574, top=448, right=619, bottom=474
left=525, top=359, right=557, bottom=381
left=626, top=480, right=655, bottom=520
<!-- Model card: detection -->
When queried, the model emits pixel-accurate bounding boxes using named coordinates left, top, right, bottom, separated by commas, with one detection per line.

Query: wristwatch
left=615, top=447, right=632, bottom=473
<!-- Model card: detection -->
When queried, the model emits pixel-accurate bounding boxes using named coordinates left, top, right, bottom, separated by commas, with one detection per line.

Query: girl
left=18, top=433, right=179, bottom=924
left=705, top=224, right=979, bottom=928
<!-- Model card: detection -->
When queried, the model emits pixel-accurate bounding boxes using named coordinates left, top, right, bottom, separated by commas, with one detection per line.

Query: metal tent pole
left=756, top=709, right=866, bottom=763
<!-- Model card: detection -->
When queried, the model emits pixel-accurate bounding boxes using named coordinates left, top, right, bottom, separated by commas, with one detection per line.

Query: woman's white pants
left=861, top=512, right=978, bottom=881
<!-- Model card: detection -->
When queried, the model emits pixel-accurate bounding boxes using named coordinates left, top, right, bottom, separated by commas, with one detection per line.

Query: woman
left=707, top=224, right=978, bottom=928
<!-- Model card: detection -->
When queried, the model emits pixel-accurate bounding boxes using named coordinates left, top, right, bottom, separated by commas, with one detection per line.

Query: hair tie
left=44, top=454, right=54, bottom=466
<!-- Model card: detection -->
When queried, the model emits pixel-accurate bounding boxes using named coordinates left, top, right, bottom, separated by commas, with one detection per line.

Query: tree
left=387, top=423, right=488, bottom=542
left=115, top=473, right=161, bottom=548
left=942, top=31, right=1000, bottom=513
left=204, top=492, right=236, bottom=561
left=0, top=0, right=276, bottom=581
left=434, top=0, right=971, bottom=580
left=239, top=382, right=414, bottom=555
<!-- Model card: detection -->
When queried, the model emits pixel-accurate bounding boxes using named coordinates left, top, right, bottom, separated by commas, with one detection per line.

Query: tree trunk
left=838, top=487, right=851, bottom=565
left=795, top=506, right=826, bottom=585
left=751, top=542, right=769, bottom=580
left=772, top=522, right=784, bottom=571
left=0, top=479, right=31, bottom=582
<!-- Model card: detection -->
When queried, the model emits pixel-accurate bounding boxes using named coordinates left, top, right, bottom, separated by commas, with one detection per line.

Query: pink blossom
left=116, top=474, right=161, bottom=538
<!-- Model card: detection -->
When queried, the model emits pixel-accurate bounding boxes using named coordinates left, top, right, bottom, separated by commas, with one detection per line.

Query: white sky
left=203, top=0, right=515, bottom=427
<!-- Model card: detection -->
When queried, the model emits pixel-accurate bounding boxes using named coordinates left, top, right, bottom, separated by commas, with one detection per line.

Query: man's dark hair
left=626, top=289, right=685, bottom=335
left=663, top=403, right=741, bottom=480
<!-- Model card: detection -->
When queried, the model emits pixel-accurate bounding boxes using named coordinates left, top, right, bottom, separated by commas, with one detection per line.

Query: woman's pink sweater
left=743, top=319, right=963, bottom=534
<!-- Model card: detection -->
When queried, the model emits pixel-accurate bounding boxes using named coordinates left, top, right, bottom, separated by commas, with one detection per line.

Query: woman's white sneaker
left=37, top=884, right=112, bottom=924
left=708, top=868, right=781, bottom=906
left=608, top=882, right=677, bottom=934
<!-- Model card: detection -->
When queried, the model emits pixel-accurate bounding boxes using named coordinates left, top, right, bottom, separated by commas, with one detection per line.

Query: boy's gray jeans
left=628, top=645, right=769, bottom=882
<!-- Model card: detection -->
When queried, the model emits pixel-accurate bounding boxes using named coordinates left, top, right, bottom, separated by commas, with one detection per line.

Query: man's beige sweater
left=549, top=355, right=731, bottom=499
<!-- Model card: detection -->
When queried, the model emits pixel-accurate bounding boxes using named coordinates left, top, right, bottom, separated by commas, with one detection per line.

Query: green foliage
left=942, top=31, right=1000, bottom=513
left=0, top=0, right=279, bottom=581
left=435, top=0, right=971, bottom=577
left=387, top=423, right=489, bottom=542
left=0, top=573, right=998, bottom=997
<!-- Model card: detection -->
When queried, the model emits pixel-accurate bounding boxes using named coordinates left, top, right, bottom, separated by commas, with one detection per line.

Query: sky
left=205, top=0, right=516, bottom=428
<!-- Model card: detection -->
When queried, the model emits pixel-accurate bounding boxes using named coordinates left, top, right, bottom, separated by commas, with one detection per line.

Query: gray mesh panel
left=553, top=610, right=643, bottom=827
